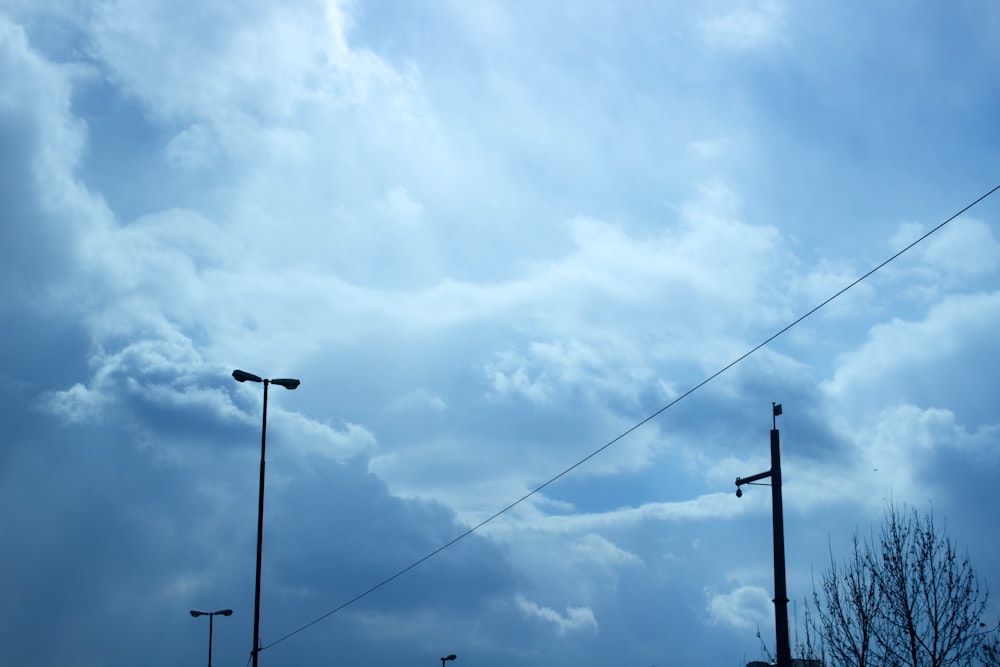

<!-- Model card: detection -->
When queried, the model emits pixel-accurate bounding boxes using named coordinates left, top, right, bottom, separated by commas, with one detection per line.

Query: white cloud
left=39, top=332, right=220, bottom=423
left=918, top=218, right=999, bottom=277
left=515, top=594, right=599, bottom=636
left=279, top=412, right=377, bottom=461
left=483, top=493, right=747, bottom=539
left=700, top=0, right=785, bottom=51
left=570, top=534, right=644, bottom=569
left=483, top=349, right=554, bottom=404
left=824, top=291, right=1000, bottom=425
left=0, top=14, right=113, bottom=299
left=164, top=123, right=220, bottom=170
left=794, top=257, right=877, bottom=319
left=89, top=0, right=420, bottom=124
left=40, top=382, right=107, bottom=423
left=706, top=584, right=773, bottom=629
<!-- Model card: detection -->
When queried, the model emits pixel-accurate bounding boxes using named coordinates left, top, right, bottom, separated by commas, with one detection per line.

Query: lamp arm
left=736, top=469, right=772, bottom=486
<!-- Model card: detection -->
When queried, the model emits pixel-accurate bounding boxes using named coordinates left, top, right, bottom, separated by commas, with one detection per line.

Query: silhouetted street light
left=233, top=369, right=300, bottom=667
left=441, top=654, right=457, bottom=667
left=190, top=609, right=233, bottom=667
left=735, top=403, right=790, bottom=667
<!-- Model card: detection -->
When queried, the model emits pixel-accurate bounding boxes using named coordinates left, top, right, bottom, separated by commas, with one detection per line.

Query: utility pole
left=735, top=403, right=790, bottom=667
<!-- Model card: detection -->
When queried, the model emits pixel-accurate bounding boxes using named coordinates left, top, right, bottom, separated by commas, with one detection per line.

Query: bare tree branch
left=811, top=504, right=996, bottom=667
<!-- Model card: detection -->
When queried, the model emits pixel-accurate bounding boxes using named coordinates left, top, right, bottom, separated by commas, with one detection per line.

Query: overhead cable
left=259, top=181, right=1000, bottom=655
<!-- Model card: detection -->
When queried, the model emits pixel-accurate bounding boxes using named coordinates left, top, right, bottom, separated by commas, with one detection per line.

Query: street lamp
left=735, top=403, right=790, bottom=667
left=232, top=369, right=300, bottom=667
left=441, top=654, right=457, bottom=667
left=190, top=609, right=233, bottom=667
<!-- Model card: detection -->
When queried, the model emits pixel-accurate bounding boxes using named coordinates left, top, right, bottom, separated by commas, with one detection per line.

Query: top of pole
left=772, top=402, right=782, bottom=429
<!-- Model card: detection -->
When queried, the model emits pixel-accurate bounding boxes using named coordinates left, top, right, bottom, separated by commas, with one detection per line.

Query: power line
left=260, top=181, right=1000, bottom=655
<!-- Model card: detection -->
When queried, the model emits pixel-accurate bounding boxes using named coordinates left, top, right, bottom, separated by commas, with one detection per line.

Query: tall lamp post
left=233, top=369, right=300, bottom=667
left=735, top=403, right=790, bottom=667
left=190, top=608, right=233, bottom=667
left=441, top=654, right=457, bottom=667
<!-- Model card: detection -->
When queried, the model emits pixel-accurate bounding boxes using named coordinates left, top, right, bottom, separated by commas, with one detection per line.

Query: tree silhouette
left=813, top=504, right=998, bottom=667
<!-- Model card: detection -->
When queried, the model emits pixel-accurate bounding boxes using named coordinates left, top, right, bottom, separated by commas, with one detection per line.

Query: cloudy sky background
left=2, top=1, right=999, bottom=665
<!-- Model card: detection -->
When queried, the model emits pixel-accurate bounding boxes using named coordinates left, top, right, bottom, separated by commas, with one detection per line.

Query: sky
left=1, top=1, right=999, bottom=666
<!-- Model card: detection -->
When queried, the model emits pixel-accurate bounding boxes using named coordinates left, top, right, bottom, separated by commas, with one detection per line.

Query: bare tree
left=814, top=533, right=884, bottom=667
left=813, top=504, right=997, bottom=667
left=795, top=596, right=826, bottom=666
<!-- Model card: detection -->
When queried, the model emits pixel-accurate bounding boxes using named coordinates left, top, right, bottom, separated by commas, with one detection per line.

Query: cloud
left=700, top=1, right=786, bottom=51
left=88, top=0, right=419, bottom=124
left=280, top=412, right=377, bottom=461
left=706, top=584, right=773, bottom=630
left=570, top=534, right=644, bottom=569
left=386, top=387, right=448, bottom=413
left=891, top=217, right=1000, bottom=283
left=0, top=15, right=108, bottom=305
left=3, top=3, right=1000, bottom=667
left=516, top=594, right=599, bottom=636
left=824, top=291, right=1000, bottom=426
left=40, top=381, right=107, bottom=423
left=483, top=349, right=555, bottom=404
left=164, top=123, right=221, bottom=170
left=483, top=493, right=747, bottom=539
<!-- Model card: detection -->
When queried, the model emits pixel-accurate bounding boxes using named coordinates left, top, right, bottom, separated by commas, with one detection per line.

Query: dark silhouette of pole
left=735, top=403, right=791, bottom=667
left=253, top=377, right=268, bottom=667
left=232, top=370, right=300, bottom=667
left=441, top=654, right=457, bottom=667
left=190, top=609, right=233, bottom=667
left=768, top=421, right=790, bottom=667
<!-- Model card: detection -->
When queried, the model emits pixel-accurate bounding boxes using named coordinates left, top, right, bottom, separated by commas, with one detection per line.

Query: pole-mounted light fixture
left=441, top=654, right=458, bottom=667
left=190, top=609, right=234, bottom=617
left=233, top=369, right=299, bottom=667
left=233, top=370, right=300, bottom=390
left=735, top=403, right=790, bottom=667
left=190, top=609, right=233, bottom=667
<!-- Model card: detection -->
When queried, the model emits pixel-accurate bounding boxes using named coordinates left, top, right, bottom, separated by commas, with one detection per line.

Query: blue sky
left=2, top=1, right=999, bottom=666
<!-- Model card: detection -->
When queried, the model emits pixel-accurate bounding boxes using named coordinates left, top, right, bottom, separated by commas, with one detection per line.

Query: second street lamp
left=190, top=609, right=233, bottom=667
left=233, top=369, right=300, bottom=667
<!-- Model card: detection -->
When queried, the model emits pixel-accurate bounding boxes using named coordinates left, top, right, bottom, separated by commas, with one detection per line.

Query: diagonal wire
left=260, top=181, right=1000, bottom=654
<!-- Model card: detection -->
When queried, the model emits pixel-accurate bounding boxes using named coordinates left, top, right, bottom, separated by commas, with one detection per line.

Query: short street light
left=735, top=403, right=790, bottom=667
left=232, top=369, right=300, bottom=667
left=441, top=654, right=458, bottom=667
left=190, top=609, right=233, bottom=667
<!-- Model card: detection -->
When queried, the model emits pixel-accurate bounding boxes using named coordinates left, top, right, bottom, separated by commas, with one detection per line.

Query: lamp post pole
left=233, top=370, right=300, bottom=667
left=190, top=609, right=233, bottom=667
left=441, top=654, right=457, bottom=667
left=735, top=403, right=790, bottom=667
